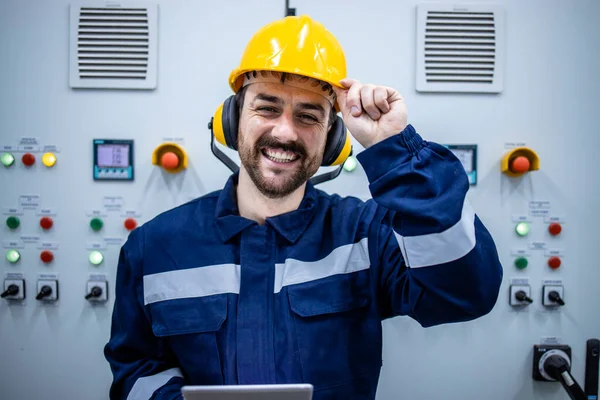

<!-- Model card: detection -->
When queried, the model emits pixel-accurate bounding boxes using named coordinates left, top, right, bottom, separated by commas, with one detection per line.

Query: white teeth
left=264, top=149, right=297, bottom=162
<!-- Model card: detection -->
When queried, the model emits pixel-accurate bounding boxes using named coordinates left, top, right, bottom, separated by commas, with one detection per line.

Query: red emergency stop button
left=510, top=156, right=530, bottom=174
left=548, top=256, right=561, bottom=269
left=161, top=152, right=180, bottom=170
left=124, top=218, right=137, bottom=231
left=40, top=250, right=54, bottom=264
left=40, top=216, right=53, bottom=230
left=22, top=153, right=36, bottom=166
left=548, top=223, right=562, bottom=236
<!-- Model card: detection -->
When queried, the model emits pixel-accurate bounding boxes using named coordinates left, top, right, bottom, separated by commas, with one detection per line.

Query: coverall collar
left=214, top=172, right=318, bottom=244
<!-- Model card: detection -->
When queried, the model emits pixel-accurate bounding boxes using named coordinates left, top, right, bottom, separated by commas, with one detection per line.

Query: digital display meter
left=93, top=139, right=134, bottom=181
left=446, top=144, right=477, bottom=185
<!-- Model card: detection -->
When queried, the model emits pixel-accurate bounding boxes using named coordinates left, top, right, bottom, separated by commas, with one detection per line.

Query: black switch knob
left=1, top=284, right=19, bottom=298
left=543, top=353, right=586, bottom=399
left=544, top=354, right=569, bottom=380
left=515, top=290, right=533, bottom=303
left=85, top=286, right=103, bottom=300
left=548, top=291, right=565, bottom=306
left=36, top=285, right=52, bottom=300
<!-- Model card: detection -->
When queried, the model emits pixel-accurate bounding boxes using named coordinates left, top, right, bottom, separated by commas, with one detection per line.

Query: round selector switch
left=40, top=216, right=53, bottom=230
left=548, top=256, right=562, bottom=269
left=6, top=216, right=20, bottom=230
left=124, top=218, right=137, bottom=231
left=40, top=250, right=54, bottom=264
left=22, top=153, right=36, bottom=166
left=548, top=223, right=562, bottom=236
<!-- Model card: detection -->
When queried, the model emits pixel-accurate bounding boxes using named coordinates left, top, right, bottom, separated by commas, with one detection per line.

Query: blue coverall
left=104, top=125, right=503, bottom=399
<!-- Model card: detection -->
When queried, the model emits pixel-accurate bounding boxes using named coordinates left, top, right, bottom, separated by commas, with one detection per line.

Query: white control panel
left=1, top=2, right=599, bottom=400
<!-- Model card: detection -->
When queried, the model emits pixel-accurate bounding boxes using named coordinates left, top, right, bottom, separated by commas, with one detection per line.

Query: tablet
left=181, top=384, right=313, bottom=400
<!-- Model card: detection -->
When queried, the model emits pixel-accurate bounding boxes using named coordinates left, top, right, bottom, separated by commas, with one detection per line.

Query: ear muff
left=213, top=95, right=239, bottom=150
left=321, top=116, right=352, bottom=166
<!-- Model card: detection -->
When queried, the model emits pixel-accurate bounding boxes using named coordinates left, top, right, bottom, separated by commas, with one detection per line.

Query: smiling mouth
left=261, top=147, right=301, bottom=163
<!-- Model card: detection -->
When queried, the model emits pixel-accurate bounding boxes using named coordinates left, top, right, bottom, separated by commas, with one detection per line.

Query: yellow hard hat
left=228, top=15, right=347, bottom=110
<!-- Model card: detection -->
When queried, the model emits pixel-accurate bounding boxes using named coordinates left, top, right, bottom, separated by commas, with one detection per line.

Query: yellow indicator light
left=42, top=152, right=57, bottom=167
left=89, top=250, right=104, bottom=266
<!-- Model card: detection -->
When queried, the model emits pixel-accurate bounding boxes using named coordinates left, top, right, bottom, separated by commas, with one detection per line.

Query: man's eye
left=257, top=106, right=278, bottom=113
left=298, top=114, right=318, bottom=123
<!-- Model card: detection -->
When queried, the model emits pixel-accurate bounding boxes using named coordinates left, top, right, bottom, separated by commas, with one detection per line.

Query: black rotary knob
left=36, top=285, right=52, bottom=300
left=515, top=290, right=533, bottom=303
left=548, top=291, right=565, bottom=306
left=85, top=286, right=103, bottom=300
left=1, top=284, right=19, bottom=298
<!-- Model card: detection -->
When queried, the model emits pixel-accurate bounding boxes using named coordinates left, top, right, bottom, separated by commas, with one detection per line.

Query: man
left=104, top=15, right=503, bottom=400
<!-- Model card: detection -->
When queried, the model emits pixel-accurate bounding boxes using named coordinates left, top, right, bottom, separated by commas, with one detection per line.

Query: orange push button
left=501, top=147, right=540, bottom=177
left=161, top=152, right=180, bottom=170
left=548, top=256, right=561, bottom=269
left=510, top=156, right=530, bottom=174
left=152, top=143, right=187, bottom=173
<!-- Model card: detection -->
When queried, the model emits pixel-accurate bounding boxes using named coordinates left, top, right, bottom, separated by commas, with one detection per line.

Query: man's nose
left=271, top=110, right=298, bottom=143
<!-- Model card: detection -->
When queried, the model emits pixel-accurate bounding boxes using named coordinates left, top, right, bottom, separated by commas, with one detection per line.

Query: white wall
left=0, top=0, right=599, bottom=399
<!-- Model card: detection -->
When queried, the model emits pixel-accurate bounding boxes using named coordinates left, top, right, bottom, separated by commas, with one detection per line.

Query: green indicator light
left=90, top=218, right=103, bottom=232
left=6, top=216, right=20, bottom=229
left=343, top=156, right=358, bottom=172
left=1, top=153, right=15, bottom=167
left=89, top=250, right=104, bottom=266
left=515, top=222, right=530, bottom=237
left=515, top=257, right=528, bottom=270
left=6, top=249, right=20, bottom=263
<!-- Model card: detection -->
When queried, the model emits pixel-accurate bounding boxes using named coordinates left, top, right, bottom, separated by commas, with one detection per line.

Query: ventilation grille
left=69, top=4, right=158, bottom=89
left=416, top=4, right=504, bottom=93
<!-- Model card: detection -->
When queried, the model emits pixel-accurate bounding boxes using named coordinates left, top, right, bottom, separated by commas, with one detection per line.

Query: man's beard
left=238, top=132, right=322, bottom=198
